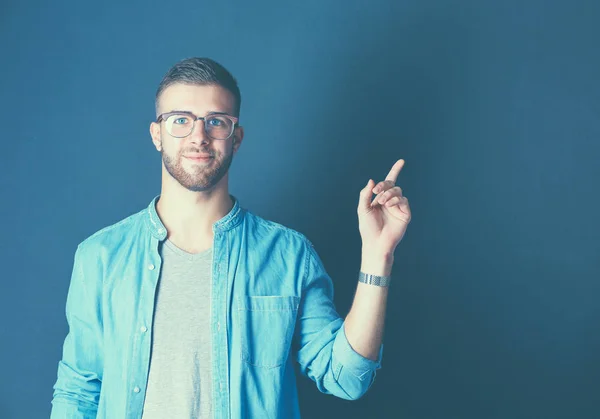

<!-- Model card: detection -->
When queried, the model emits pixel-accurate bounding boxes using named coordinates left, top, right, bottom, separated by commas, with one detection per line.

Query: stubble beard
left=162, top=144, right=234, bottom=192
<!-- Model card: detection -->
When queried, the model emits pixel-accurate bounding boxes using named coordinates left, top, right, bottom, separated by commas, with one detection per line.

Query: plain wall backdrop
left=1, top=0, right=599, bottom=418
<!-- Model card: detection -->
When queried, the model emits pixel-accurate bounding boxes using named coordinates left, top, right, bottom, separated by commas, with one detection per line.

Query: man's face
left=151, top=83, right=241, bottom=192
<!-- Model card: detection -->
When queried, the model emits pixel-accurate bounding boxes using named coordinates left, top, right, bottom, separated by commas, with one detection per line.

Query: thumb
left=358, top=179, right=375, bottom=214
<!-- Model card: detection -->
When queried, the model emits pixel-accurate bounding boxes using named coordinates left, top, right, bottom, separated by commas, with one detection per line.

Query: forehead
left=158, top=83, right=235, bottom=115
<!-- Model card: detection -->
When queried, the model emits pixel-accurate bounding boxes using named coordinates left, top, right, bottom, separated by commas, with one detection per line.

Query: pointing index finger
left=385, top=159, right=405, bottom=184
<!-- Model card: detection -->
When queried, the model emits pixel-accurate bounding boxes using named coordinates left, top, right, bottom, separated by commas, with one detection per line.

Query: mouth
left=184, top=154, right=213, bottom=163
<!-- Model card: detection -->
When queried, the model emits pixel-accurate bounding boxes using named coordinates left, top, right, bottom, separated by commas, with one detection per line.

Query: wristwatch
left=358, top=271, right=391, bottom=287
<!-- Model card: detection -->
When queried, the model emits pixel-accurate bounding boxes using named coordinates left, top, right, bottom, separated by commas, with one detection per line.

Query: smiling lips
left=184, top=153, right=213, bottom=161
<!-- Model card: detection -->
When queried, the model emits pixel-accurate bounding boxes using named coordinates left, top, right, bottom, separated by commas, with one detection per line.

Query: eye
left=174, top=117, right=190, bottom=125
left=207, top=117, right=224, bottom=127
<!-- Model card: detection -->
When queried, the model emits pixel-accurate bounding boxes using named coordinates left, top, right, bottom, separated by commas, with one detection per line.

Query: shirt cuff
left=332, top=321, right=384, bottom=380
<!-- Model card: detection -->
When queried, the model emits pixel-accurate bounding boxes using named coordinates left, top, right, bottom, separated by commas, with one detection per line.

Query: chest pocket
left=237, top=295, right=300, bottom=368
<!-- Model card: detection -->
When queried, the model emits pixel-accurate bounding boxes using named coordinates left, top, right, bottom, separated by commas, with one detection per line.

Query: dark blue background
left=1, top=0, right=599, bottom=418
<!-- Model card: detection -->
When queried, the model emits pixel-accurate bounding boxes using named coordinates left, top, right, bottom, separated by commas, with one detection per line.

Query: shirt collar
left=145, top=194, right=244, bottom=241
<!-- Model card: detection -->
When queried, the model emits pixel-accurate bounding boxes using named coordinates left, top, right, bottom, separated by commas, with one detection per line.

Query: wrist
left=360, top=249, right=394, bottom=276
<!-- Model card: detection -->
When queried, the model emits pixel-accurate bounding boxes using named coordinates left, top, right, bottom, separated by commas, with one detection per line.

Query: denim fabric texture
left=51, top=195, right=383, bottom=419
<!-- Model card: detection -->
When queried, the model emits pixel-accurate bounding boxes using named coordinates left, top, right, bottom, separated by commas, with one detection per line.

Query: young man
left=50, top=57, right=411, bottom=419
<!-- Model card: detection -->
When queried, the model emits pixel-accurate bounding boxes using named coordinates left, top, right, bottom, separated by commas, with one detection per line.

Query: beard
left=161, top=143, right=234, bottom=192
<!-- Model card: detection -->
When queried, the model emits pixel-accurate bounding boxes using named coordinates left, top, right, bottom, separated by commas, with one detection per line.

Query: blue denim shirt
left=51, top=195, right=383, bottom=419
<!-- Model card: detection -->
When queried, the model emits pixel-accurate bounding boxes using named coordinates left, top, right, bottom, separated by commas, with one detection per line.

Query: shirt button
left=217, top=322, right=220, bottom=331
left=140, top=326, right=148, bottom=333
left=133, top=386, right=140, bottom=393
left=158, top=228, right=164, bottom=234
left=148, top=264, right=155, bottom=270
left=220, top=382, right=223, bottom=391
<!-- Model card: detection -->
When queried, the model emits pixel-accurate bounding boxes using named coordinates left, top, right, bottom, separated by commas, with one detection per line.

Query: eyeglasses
left=156, top=111, right=239, bottom=140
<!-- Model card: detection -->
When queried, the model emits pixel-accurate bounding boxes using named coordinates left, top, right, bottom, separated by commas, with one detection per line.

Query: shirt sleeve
left=293, top=239, right=384, bottom=400
left=50, top=244, right=104, bottom=418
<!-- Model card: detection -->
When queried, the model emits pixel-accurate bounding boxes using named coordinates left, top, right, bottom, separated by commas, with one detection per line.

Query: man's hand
left=357, top=159, right=412, bottom=258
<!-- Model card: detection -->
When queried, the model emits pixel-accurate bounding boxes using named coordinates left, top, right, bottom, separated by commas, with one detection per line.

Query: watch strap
left=358, top=271, right=391, bottom=287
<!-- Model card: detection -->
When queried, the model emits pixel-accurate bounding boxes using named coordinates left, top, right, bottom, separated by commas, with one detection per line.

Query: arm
left=345, top=158, right=411, bottom=361
left=295, top=158, right=411, bottom=400
left=293, top=241, right=383, bottom=401
left=50, top=244, right=103, bottom=419
left=343, top=251, right=392, bottom=361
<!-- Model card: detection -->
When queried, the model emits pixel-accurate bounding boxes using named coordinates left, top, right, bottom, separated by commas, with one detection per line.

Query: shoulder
left=243, top=210, right=316, bottom=251
left=77, top=207, right=146, bottom=253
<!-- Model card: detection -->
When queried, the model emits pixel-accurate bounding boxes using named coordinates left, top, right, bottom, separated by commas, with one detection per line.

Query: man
left=50, top=57, right=411, bottom=419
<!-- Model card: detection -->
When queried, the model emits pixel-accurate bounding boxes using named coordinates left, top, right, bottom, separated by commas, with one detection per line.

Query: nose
left=188, top=118, right=210, bottom=145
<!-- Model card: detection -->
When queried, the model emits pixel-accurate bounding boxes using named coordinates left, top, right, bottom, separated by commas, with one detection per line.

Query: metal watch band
left=358, top=271, right=391, bottom=287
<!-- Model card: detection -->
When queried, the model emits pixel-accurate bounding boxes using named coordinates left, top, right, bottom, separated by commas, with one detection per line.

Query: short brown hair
left=155, top=57, right=242, bottom=117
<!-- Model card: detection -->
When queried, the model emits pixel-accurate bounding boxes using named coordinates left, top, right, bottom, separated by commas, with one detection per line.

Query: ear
left=150, top=121, right=162, bottom=151
left=232, top=125, right=244, bottom=153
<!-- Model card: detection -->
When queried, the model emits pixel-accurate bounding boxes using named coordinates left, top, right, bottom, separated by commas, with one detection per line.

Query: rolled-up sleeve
left=51, top=244, right=104, bottom=418
left=293, top=239, right=383, bottom=400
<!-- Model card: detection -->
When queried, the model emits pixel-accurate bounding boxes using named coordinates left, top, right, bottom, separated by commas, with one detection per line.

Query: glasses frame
left=156, top=111, right=239, bottom=140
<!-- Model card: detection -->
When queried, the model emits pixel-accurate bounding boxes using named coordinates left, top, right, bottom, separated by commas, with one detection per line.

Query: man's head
left=150, top=57, right=244, bottom=192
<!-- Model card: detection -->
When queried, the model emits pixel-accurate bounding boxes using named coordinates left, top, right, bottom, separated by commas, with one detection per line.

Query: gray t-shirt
left=141, top=239, right=213, bottom=419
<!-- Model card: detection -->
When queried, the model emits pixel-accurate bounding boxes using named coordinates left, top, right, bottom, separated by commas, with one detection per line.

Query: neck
left=156, top=180, right=233, bottom=249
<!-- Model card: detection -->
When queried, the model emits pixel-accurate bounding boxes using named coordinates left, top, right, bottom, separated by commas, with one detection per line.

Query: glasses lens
left=165, top=114, right=194, bottom=138
left=205, top=115, right=234, bottom=140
